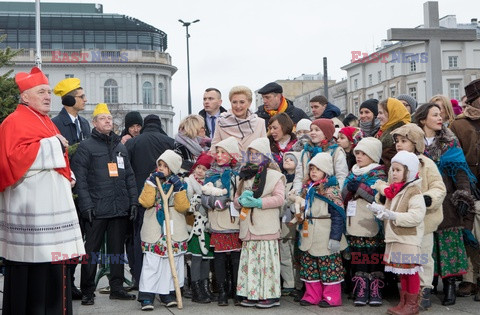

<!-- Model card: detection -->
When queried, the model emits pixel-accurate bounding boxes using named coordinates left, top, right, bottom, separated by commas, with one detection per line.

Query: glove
left=423, top=195, right=432, bottom=207
left=148, top=171, right=165, bottom=184
left=168, top=175, right=183, bottom=192
left=457, top=200, right=469, bottom=217
left=129, top=205, right=138, bottom=221
left=240, top=196, right=262, bottom=209
left=347, top=180, right=360, bottom=193
left=367, top=202, right=385, bottom=214
left=376, top=209, right=397, bottom=221
left=328, top=239, right=341, bottom=253
left=240, top=190, right=254, bottom=199
left=82, top=208, right=93, bottom=224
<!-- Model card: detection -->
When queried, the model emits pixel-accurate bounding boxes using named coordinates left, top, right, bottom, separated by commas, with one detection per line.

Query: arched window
left=143, top=81, right=153, bottom=106
left=104, top=79, right=118, bottom=103
left=158, top=82, right=165, bottom=104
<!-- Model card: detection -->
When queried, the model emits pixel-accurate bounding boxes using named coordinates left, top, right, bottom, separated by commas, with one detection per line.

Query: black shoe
left=442, top=277, right=456, bottom=306
left=182, top=285, right=193, bottom=299
left=72, top=285, right=83, bottom=300
left=191, top=280, right=211, bottom=303
left=419, top=287, right=432, bottom=310
left=81, top=293, right=95, bottom=305
left=293, top=287, right=305, bottom=302
left=217, top=282, right=229, bottom=306
left=200, top=278, right=217, bottom=301
left=352, top=272, right=369, bottom=306
left=159, top=293, right=177, bottom=307
left=369, top=271, right=384, bottom=306
left=110, top=289, right=136, bottom=300
left=299, top=299, right=315, bottom=306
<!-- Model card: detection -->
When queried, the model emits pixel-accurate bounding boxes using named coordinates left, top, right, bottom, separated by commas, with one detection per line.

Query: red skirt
left=210, top=232, right=242, bottom=252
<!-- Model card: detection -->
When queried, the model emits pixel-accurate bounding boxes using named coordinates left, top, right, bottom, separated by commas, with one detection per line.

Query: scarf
left=175, top=131, right=204, bottom=157
left=271, top=136, right=297, bottom=165
left=384, top=181, right=406, bottom=200
left=239, top=161, right=268, bottom=198
left=204, top=164, right=237, bottom=195
left=302, top=141, right=339, bottom=162
left=266, top=96, right=288, bottom=117
left=217, top=109, right=262, bottom=140
left=155, top=182, right=172, bottom=228
left=351, top=163, right=381, bottom=176
left=462, top=105, right=480, bottom=120
left=359, top=118, right=381, bottom=137
left=303, top=176, right=345, bottom=224
left=380, top=100, right=411, bottom=131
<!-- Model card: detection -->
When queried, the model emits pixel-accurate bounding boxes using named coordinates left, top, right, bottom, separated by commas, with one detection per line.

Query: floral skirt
left=142, top=237, right=188, bottom=257
left=433, top=227, right=468, bottom=278
left=299, top=250, right=344, bottom=283
left=236, top=240, right=281, bottom=300
left=210, top=232, right=242, bottom=252
left=187, top=233, right=214, bottom=258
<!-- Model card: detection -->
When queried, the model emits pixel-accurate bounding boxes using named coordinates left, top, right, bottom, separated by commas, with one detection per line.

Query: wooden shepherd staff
left=156, top=178, right=183, bottom=309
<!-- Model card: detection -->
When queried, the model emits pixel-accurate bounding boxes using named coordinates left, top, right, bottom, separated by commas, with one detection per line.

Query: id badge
left=116, top=156, right=125, bottom=169
left=347, top=200, right=357, bottom=217
left=108, top=163, right=118, bottom=177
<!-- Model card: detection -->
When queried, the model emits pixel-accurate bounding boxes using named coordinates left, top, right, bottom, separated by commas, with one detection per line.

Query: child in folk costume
left=391, top=124, right=446, bottom=310
left=341, top=137, right=387, bottom=306
left=298, top=152, right=347, bottom=308
left=184, top=151, right=215, bottom=303
left=137, top=150, right=190, bottom=310
left=202, top=136, right=241, bottom=306
left=369, top=151, right=426, bottom=315
left=336, top=126, right=364, bottom=171
left=234, top=138, right=286, bottom=308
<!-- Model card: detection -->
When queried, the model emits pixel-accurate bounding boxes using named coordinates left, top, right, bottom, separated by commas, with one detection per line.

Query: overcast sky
left=10, top=0, right=480, bottom=126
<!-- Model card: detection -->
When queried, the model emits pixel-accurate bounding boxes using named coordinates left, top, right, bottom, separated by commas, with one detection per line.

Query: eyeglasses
left=75, top=94, right=87, bottom=100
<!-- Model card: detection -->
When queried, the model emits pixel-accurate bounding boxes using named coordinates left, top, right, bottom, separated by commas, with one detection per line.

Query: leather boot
left=387, top=290, right=406, bottom=315
left=201, top=278, right=217, bottom=301
left=474, top=278, right=480, bottom=302
left=217, top=282, right=229, bottom=306
left=395, top=292, right=419, bottom=315
left=418, top=287, right=432, bottom=311
left=442, top=277, right=456, bottom=306
left=191, top=280, right=211, bottom=304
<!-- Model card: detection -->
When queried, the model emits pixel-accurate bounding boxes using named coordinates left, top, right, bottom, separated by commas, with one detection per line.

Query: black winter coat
left=52, top=107, right=91, bottom=144
left=256, top=98, right=309, bottom=129
left=71, top=129, right=138, bottom=219
left=199, top=106, right=227, bottom=138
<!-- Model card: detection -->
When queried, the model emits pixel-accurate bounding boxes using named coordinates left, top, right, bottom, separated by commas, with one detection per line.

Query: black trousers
left=2, top=260, right=72, bottom=315
left=132, top=206, right=146, bottom=285
left=81, top=217, right=128, bottom=295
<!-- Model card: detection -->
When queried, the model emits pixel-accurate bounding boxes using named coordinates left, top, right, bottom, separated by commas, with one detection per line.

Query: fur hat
left=308, top=152, right=334, bottom=176
left=354, top=137, right=382, bottom=163
left=296, top=119, right=312, bottom=132
left=258, top=82, right=283, bottom=94
left=465, top=79, right=480, bottom=104
left=125, top=111, right=143, bottom=129
left=247, top=137, right=271, bottom=156
left=339, top=127, right=364, bottom=148
left=359, top=99, right=379, bottom=117
left=15, top=67, right=49, bottom=93
left=391, top=123, right=425, bottom=154
left=396, top=94, right=418, bottom=112
left=391, top=151, right=419, bottom=182
left=284, top=151, right=301, bottom=167
left=215, top=136, right=240, bottom=159
left=157, top=149, right=182, bottom=175
left=311, top=118, right=335, bottom=142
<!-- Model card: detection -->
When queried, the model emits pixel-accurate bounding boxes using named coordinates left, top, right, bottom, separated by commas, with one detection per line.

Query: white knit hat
left=391, top=150, right=419, bottom=182
left=284, top=151, right=301, bottom=167
left=247, top=137, right=271, bottom=156
left=215, top=136, right=240, bottom=159
left=157, top=149, right=182, bottom=175
left=307, top=152, right=334, bottom=176
left=296, top=119, right=312, bottom=132
left=354, top=137, right=382, bottom=163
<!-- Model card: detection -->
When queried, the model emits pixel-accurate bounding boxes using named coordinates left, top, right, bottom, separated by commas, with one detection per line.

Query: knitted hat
left=391, top=123, right=425, bottom=154
left=258, top=82, right=283, bottom=94
left=53, top=78, right=81, bottom=97
left=311, top=118, right=335, bottom=142
left=93, top=103, right=110, bottom=117
left=296, top=119, right=312, bottom=132
left=125, top=111, right=143, bottom=129
left=451, top=99, right=463, bottom=115
left=215, top=136, right=240, bottom=159
left=308, top=152, right=333, bottom=176
left=284, top=151, right=301, bottom=167
left=247, top=137, right=271, bottom=156
left=15, top=67, right=49, bottom=93
left=396, top=94, right=418, bottom=112
left=354, top=137, right=382, bottom=163
left=191, top=151, right=214, bottom=173
left=342, top=113, right=358, bottom=126
left=391, top=151, right=419, bottom=182
left=465, top=79, right=480, bottom=104
left=157, top=149, right=182, bottom=175
left=359, top=99, right=379, bottom=117
left=143, top=114, right=161, bottom=126
left=339, top=127, right=364, bottom=149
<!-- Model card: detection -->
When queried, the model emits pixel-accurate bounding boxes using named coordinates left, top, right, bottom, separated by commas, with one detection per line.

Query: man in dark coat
left=199, top=87, right=227, bottom=138
left=256, top=82, right=309, bottom=129
left=125, top=114, right=175, bottom=286
left=71, top=103, right=138, bottom=305
left=309, top=95, right=341, bottom=119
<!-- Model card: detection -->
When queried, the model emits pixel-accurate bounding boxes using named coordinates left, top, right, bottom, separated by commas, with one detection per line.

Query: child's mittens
left=375, top=209, right=397, bottom=221
left=238, top=190, right=253, bottom=206
left=371, top=180, right=388, bottom=195
left=367, top=202, right=385, bottom=214
left=168, top=175, right=183, bottom=192
left=293, top=196, right=305, bottom=223
left=148, top=171, right=165, bottom=185
left=240, top=196, right=262, bottom=209
left=328, top=239, right=341, bottom=253
left=347, top=179, right=360, bottom=193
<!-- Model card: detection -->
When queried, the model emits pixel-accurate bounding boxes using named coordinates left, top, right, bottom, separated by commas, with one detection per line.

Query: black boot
left=217, top=282, right=229, bottom=306
left=369, top=271, right=384, bottom=306
left=351, top=271, right=369, bottom=306
left=474, top=278, right=480, bottom=302
left=191, top=280, right=211, bottom=303
left=419, top=287, right=432, bottom=310
left=442, top=277, right=456, bottom=306
left=183, top=264, right=192, bottom=298
left=201, top=278, right=217, bottom=301
left=432, top=275, right=438, bottom=294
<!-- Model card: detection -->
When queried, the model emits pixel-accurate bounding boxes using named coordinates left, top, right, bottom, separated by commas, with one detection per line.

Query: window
left=390, top=87, right=396, bottom=97
left=65, top=74, right=74, bottom=78
left=142, top=81, right=153, bottom=107
left=410, top=60, right=416, bottom=73
left=449, top=82, right=460, bottom=100
left=353, top=79, right=358, bottom=90
left=104, top=79, right=118, bottom=104
left=409, top=86, right=417, bottom=100
left=377, top=91, right=383, bottom=100
left=448, top=56, right=458, bottom=69
left=368, top=74, right=373, bottom=87
left=368, top=93, right=374, bottom=99
left=158, top=82, right=165, bottom=104
left=390, top=65, right=395, bottom=78
left=378, top=71, right=382, bottom=83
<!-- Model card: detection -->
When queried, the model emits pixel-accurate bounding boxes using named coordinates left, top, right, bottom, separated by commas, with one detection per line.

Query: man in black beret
left=256, top=82, right=309, bottom=129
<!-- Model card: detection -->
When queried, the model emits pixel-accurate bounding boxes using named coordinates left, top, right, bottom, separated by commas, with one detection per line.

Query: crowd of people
left=1, top=66, right=480, bottom=315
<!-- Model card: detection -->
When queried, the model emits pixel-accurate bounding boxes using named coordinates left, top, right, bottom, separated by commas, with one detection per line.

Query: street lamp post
left=178, top=19, right=200, bottom=115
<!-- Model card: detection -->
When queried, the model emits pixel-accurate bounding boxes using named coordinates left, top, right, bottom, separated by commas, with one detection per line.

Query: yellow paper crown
left=53, top=78, right=81, bottom=97
left=93, top=103, right=111, bottom=117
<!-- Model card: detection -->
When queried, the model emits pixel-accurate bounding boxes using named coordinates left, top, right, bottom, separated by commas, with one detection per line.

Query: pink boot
left=300, top=282, right=323, bottom=305
left=319, top=283, right=342, bottom=307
